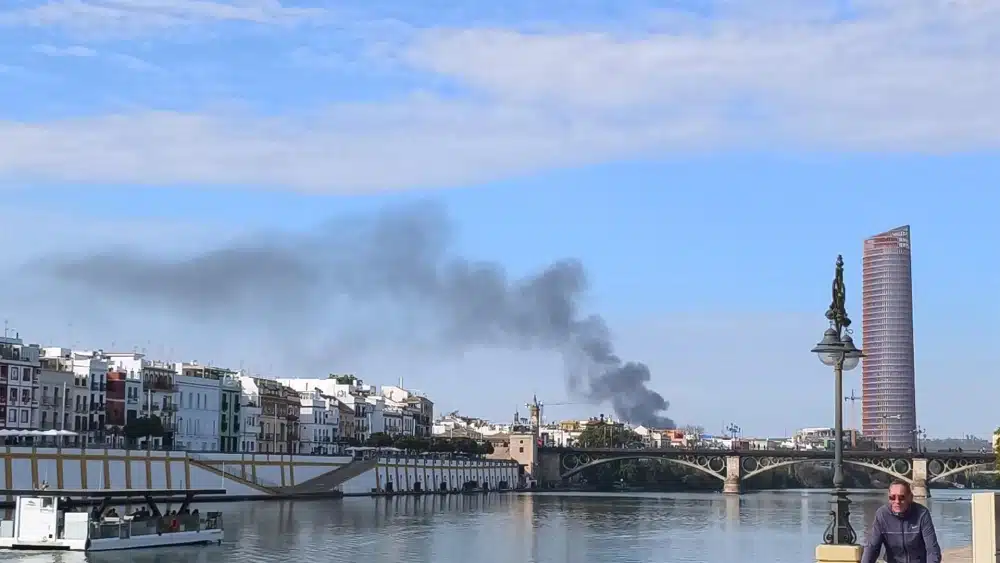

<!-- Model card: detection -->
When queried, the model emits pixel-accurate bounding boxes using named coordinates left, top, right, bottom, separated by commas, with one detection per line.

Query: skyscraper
left=861, top=226, right=916, bottom=450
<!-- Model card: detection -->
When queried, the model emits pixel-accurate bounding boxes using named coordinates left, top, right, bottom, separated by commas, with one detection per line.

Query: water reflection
left=0, top=490, right=979, bottom=563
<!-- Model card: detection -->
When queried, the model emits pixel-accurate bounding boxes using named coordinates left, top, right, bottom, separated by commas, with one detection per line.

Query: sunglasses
left=888, top=495, right=909, bottom=501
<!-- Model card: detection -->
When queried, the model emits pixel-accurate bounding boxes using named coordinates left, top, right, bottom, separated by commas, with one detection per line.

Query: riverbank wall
left=336, top=456, right=520, bottom=495
left=0, top=447, right=520, bottom=499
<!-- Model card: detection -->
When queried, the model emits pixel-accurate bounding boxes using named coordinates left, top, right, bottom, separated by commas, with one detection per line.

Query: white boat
left=0, top=487, right=226, bottom=551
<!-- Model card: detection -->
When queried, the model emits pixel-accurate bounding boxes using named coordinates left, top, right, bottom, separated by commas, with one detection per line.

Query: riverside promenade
left=943, top=546, right=970, bottom=562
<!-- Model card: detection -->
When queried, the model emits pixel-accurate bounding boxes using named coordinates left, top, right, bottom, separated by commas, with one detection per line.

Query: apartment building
left=219, top=373, right=241, bottom=453
left=105, top=369, right=126, bottom=444
left=279, top=385, right=301, bottom=453
left=382, top=385, right=431, bottom=437
left=254, top=377, right=283, bottom=453
left=37, top=360, right=75, bottom=444
left=236, top=374, right=261, bottom=453
left=105, top=353, right=176, bottom=449
left=174, top=362, right=226, bottom=452
left=337, top=401, right=355, bottom=445
left=1, top=335, right=41, bottom=438
left=39, top=348, right=107, bottom=445
left=279, top=377, right=380, bottom=443
left=298, top=389, right=339, bottom=455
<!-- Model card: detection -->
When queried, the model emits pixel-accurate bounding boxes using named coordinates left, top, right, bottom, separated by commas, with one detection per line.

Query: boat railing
left=89, top=513, right=223, bottom=539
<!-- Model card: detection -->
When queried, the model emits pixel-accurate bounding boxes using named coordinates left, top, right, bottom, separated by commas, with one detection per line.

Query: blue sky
left=0, top=0, right=998, bottom=438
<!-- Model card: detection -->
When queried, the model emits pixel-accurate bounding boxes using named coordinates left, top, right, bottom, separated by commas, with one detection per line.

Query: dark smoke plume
left=33, top=202, right=674, bottom=427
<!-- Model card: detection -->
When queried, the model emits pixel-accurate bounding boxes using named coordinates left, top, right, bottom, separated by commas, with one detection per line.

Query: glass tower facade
left=861, top=226, right=916, bottom=450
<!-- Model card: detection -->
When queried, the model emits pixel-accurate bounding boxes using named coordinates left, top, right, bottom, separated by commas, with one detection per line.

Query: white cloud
left=0, top=0, right=328, bottom=37
left=0, top=0, right=998, bottom=193
left=31, top=44, right=98, bottom=57
left=107, top=52, right=160, bottom=71
left=0, top=100, right=701, bottom=193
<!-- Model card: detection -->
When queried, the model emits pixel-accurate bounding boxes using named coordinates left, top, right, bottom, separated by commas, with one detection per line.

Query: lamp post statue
left=811, top=255, right=865, bottom=546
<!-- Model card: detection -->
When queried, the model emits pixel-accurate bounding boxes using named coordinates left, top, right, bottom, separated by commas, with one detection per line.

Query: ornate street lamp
left=811, top=255, right=865, bottom=545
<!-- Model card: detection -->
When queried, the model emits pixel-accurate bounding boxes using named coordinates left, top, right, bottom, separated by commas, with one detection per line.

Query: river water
left=0, top=490, right=978, bottom=563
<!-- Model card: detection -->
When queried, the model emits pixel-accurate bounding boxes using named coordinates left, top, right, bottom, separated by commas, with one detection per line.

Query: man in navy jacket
left=861, top=480, right=942, bottom=563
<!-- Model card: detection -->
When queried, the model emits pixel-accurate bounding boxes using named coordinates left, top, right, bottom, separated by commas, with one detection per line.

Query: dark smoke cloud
left=32, top=201, right=674, bottom=427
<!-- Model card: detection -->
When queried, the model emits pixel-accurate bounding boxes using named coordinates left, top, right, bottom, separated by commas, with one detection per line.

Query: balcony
left=41, top=396, right=55, bottom=407
left=285, top=413, right=299, bottom=422
left=0, top=347, right=22, bottom=361
left=146, top=379, right=177, bottom=392
left=160, top=421, right=177, bottom=432
left=126, top=397, right=139, bottom=405
left=74, top=404, right=88, bottom=413
left=89, top=402, right=105, bottom=411
left=162, top=403, right=177, bottom=413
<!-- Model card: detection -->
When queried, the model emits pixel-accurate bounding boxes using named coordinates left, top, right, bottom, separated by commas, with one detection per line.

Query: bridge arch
left=927, top=462, right=994, bottom=483
left=739, top=457, right=912, bottom=483
left=560, top=454, right=726, bottom=481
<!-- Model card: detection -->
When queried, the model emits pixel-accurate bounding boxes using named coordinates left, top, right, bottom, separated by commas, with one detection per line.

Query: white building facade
left=380, top=386, right=419, bottom=436
left=1, top=335, right=41, bottom=438
left=174, top=364, right=222, bottom=452
left=237, top=375, right=261, bottom=453
left=297, top=389, right=339, bottom=455
left=278, top=378, right=375, bottom=443
left=37, top=366, right=75, bottom=443
left=40, top=348, right=107, bottom=445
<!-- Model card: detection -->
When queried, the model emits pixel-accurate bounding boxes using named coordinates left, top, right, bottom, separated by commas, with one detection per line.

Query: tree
left=994, top=428, right=1000, bottom=470
left=124, top=416, right=164, bottom=448
left=393, top=436, right=430, bottom=452
left=366, top=432, right=394, bottom=448
left=577, top=423, right=640, bottom=449
left=328, top=374, right=357, bottom=385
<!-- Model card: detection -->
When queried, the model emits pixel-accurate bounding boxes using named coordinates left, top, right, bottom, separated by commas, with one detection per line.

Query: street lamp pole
left=811, top=255, right=865, bottom=546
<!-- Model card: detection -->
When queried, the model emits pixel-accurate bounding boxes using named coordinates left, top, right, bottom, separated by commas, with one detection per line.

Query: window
left=519, top=447, right=524, bottom=453
left=20, top=409, right=28, bottom=423
left=6, top=410, right=14, bottom=422
left=10, top=367, right=18, bottom=380
left=8, top=388, right=16, bottom=402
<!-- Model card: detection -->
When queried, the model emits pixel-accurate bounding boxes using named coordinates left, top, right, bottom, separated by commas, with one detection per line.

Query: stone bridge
left=538, top=447, right=996, bottom=497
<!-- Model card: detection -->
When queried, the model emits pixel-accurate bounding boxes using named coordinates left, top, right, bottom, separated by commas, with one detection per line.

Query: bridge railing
left=541, top=446, right=996, bottom=461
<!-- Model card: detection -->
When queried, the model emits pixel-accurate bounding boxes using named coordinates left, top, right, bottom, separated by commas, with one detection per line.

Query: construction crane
left=844, top=390, right=861, bottom=433
left=525, top=395, right=586, bottom=428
